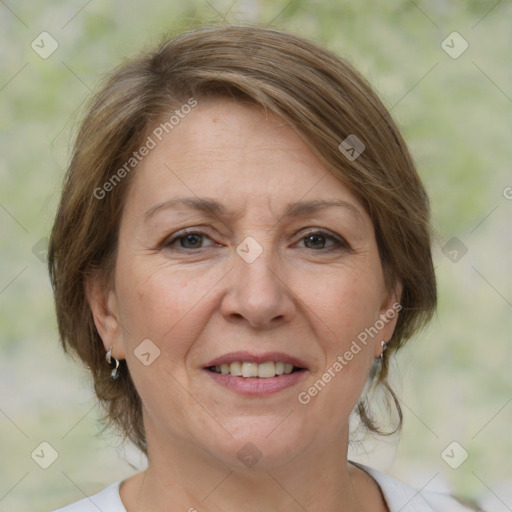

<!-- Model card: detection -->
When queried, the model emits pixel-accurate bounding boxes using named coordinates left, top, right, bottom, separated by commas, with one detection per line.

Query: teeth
left=229, top=361, right=242, bottom=376
left=242, top=362, right=258, bottom=377
left=257, top=362, right=275, bottom=378
left=211, top=361, right=298, bottom=378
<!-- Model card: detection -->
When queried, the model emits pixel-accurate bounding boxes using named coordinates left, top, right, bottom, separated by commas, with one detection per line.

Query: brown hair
left=48, top=24, right=436, bottom=455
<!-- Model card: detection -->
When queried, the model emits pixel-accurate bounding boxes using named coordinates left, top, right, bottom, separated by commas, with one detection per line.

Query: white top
left=50, top=464, right=474, bottom=512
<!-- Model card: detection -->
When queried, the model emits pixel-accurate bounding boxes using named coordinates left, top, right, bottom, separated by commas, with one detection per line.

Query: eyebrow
left=144, top=197, right=363, bottom=223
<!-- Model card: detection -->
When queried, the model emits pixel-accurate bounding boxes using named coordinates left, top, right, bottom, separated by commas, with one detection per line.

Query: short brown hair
left=48, top=24, right=436, bottom=455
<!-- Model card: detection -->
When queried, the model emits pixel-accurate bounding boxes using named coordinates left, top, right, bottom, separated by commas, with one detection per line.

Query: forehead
left=125, top=98, right=368, bottom=223
left=141, top=98, right=324, bottom=175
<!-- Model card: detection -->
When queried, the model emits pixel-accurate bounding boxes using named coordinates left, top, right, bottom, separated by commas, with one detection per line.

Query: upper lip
left=204, top=351, right=308, bottom=369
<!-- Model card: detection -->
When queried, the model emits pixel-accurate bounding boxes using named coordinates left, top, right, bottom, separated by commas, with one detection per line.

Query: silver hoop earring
left=105, top=346, right=120, bottom=380
left=380, top=340, right=389, bottom=360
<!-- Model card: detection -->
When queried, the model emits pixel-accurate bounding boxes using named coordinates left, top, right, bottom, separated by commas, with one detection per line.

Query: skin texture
left=87, top=98, right=400, bottom=511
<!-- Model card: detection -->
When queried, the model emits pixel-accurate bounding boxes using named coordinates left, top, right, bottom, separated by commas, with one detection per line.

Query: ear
left=84, top=273, right=126, bottom=360
left=373, top=281, right=403, bottom=358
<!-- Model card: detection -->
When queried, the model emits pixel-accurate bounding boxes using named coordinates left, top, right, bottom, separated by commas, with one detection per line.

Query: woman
left=48, top=24, right=475, bottom=511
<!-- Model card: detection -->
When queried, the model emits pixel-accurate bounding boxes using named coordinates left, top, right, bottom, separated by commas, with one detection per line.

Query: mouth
left=206, top=361, right=304, bottom=378
left=203, top=351, right=308, bottom=396
left=204, top=351, right=308, bottom=377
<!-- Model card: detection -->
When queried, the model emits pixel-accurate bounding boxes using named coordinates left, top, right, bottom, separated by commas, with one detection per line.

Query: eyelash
left=161, top=228, right=350, bottom=252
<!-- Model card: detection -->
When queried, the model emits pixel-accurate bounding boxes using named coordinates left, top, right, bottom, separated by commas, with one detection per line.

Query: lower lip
left=203, top=369, right=308, bottom=396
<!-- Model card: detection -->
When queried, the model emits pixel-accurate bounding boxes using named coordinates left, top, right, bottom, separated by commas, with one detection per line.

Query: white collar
left=355, top=462, right=435, bottom=511
left=353, top=462, right=473, bottom=511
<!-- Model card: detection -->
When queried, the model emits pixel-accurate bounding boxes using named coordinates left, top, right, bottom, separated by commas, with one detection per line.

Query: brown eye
left=303, top=233, right=328, bottom=249
left=163, top=230, right=216, bottom=250
left=179, top=233, right=204, bottom=249
left=298, top=231, right=348, bottom=251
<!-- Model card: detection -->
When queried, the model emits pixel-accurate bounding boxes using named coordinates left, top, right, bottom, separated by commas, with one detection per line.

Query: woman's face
left=92, top=98, right=399, bottom=468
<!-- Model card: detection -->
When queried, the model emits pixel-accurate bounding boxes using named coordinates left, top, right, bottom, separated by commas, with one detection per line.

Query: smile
left=207, top=361, right=300, bottom=378
left=204, top=365, right=307, bottom=396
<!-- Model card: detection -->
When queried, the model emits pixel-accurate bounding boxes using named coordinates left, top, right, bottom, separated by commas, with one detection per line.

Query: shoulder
left=48, top=481, right=126, bottom=512
left=355, top=463, right=477, bottom=512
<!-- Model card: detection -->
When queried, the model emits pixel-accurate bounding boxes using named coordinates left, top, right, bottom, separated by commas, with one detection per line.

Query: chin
left=204, top=416, right=312, bottom=469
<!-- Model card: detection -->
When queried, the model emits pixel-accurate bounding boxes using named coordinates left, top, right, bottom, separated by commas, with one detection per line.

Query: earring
left=380, top=340, right=389, bottom=360
left=105, top=346, right=120, bottom=380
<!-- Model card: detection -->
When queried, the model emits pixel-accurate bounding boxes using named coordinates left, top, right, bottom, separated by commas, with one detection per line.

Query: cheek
left=296, top=276, right=378, bottom=425
left=303, top=267, right=384, bottom=348
left=115, top=260, right=219, bottom=349
left=293, top=266, right=382, bottom=405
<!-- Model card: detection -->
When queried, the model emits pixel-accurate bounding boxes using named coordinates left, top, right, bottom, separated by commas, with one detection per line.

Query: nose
left=220, top=244, right=296, bottom=329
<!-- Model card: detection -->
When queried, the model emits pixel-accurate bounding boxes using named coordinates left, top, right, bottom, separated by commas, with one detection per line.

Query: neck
left=120, top=425, right=380, bottom=512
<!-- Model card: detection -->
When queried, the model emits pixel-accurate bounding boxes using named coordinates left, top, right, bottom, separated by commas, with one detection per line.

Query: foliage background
left=1, top=0, right=511, bottom=510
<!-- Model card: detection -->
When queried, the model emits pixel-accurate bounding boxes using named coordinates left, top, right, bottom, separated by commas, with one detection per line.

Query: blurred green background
left=1, top=0, right=511, bottom=510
